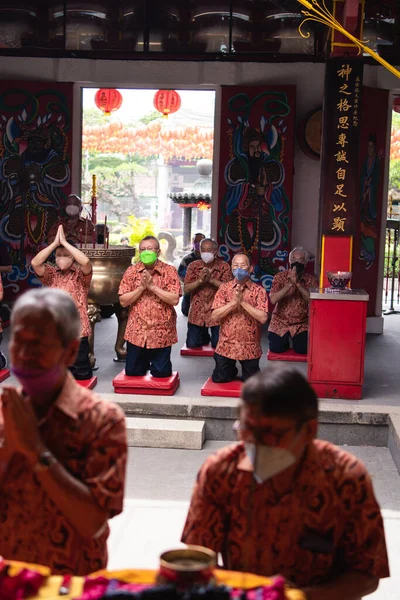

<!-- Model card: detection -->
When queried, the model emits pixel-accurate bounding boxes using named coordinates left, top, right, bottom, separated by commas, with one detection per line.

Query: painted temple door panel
left=217, top=85, right=296, bottom=293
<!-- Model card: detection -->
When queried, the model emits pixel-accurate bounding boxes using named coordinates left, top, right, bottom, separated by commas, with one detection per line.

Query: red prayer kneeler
left=267, top=349, right=308, bottom=363
left=201, top=377, right=242, bottom=398
left=0, top=369, right=10, bottom=383
left=180, top=344, right=215, bottom=357
left=113, top=371, right=180, bottom=396
left=77, top=376, right=98, bottom=389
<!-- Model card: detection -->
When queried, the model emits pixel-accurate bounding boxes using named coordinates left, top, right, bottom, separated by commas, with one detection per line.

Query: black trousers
left=181, top=293, right=191, bottom=317
left=126, top=342, right=172, bottom=378
left=186, top=323, right=219, bottom=349
left=212, top=352, right=260, bottom=383
left=0, top=332, right=6, bottom=370
left=268, top=330, right=308, bottom=355
left=69, top=336, right=93, bottom=380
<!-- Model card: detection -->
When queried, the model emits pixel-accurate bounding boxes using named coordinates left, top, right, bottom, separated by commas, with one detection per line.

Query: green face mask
left=140, top=250, right=157, bottom=265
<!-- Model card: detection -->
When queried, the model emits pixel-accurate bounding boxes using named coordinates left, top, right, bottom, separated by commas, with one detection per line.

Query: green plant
left=123, top=215, right=158, bottom=248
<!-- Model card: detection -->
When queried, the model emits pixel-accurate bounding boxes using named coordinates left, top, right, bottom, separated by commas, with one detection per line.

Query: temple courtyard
left=1, top=310, right=400, bottom=598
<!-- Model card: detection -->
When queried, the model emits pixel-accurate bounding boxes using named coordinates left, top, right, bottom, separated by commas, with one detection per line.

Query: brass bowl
left=157, top=546, right=216, bottom=588
left=82, top=246, right=135, bottom=305
left=326, top=270, right=352, bottom=289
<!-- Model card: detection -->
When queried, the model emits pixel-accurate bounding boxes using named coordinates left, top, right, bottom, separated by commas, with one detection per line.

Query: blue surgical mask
left=233, top=268, right=250, bottom=282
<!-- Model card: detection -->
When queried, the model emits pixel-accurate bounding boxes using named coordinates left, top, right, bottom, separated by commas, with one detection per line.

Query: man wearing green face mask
left=119, top=236, right=181, bottom=378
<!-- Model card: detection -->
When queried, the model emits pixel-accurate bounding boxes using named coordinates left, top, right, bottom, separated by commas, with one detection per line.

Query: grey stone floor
left=109, top=442, right=400, bottom=600
left=2, top=307, right=400, bottom=406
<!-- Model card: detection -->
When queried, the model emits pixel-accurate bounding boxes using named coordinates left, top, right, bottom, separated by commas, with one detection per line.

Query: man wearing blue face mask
left=119, top=235, right=181, bottom=378
left=210, top=253, right=268, bottom=382
left=268, top=247, right=318, bottom=355
left=182, top=364, right=389, bottom=599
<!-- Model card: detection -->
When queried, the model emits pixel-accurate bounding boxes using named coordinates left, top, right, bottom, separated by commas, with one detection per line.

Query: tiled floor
left=108, top=443, right=400, bottom=600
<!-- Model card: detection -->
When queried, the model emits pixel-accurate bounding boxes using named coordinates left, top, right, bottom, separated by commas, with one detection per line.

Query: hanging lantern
left=154, top=90, right=181, bottom=118
left=95, top=89, right=123, bottom=116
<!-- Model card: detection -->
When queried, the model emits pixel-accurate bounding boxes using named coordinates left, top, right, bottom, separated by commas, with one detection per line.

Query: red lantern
left=95, top=89, right=123, bottom=116
left=154, top=90, right=181, bottom=118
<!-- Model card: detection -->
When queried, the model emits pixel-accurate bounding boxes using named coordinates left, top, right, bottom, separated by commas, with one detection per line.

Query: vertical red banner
left=0, top=82, right=73, bottom=300
left=352, top=86, right=389, bottom=316
left=217, top=85, right=296, bottom=291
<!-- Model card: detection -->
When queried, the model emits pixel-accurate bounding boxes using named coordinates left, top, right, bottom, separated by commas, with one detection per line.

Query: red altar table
left=308, top=289, right=369, bottom=400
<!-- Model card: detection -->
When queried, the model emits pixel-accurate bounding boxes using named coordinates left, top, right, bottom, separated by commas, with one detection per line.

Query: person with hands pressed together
left=184, top=238, right=232, bottom=349
left=268, top=247, right=318, bottom=355
left=31, top=224, right=93, bottom=380
left=178, top=232, right=205, bottom=317
left=182, top=364, right=389, bottom=599
left=211, top=253, right=268, bottom=383
left=0, top=288, right=127, bottom=574
left=119, top=235, right=181, bottom=378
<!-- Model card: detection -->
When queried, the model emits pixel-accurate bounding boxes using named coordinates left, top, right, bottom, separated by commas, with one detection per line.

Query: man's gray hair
left=200, top=238, right=218, bottom=250
left=289, top=246, right=309, bottom=264
left=11, top=289, right=81, bottom=346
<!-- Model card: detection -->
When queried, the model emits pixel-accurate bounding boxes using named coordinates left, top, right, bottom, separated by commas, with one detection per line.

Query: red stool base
left=77, top=376, right=98, bottom=389
left=267, top=349, right=307, bottom=362
left=201, top=376, right=242, bottom=397
left=180, top=344, right=215, bottom=357
left=113, top=371, right=180, bottom=395
left=0, top=369, right=10, bottom=383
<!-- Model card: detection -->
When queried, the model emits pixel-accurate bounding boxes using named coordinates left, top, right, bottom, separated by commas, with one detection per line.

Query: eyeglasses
left=233, top=420, right=297, bottom=444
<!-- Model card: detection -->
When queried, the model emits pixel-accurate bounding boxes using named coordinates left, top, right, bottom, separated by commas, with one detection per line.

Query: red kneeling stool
left=0, top=369, right=10, bottom=383
left=180, top=344, right=215, bottom=357
left=113, top=371, right=180, bottom=396
left=201, top=377, right=242, bottom=398
left=267, top=349, right=307, bottom=362
left=77, top=376, right=98, bottom=390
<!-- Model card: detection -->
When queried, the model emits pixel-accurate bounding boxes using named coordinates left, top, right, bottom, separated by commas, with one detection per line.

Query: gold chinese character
left=336, top=133, right=348, bottom=148
left=334, top=184, right=347, bottom=198
left=339, top=83, right=351, bottom=96
left=334, top=150, right=349, bottom=163
left=336, top=168, right=346, bottom=180
left=337, top=116, right=349, bottom=130
left=333, top=202, right=347, bottom=212
left=332, top=216, right=346, bottom=232
left=337, top=64, right=352, bottom=81
left=337, top=98, right=352, bottom=112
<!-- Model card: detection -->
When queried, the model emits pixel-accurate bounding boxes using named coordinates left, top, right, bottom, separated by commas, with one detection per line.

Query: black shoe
left=0, top=352, right=7, bottom=370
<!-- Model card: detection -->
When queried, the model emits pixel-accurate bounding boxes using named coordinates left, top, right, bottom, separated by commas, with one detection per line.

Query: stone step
left=125, top=417, right=205, bottom=450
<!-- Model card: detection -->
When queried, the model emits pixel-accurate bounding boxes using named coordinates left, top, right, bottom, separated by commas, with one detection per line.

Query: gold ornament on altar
left=297, top=0, right=400, bottom=79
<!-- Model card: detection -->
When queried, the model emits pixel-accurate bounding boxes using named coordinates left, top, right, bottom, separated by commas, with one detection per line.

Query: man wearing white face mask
left=31, top=224, right=93, bottom=380
left=183, top=238, right=232, bottom=349
left=182, top=364, right=389, bottom=599
left=47, top=194, right=95, bottom=245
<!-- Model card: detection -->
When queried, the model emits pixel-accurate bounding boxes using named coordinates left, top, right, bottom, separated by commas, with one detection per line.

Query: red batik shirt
left=268, top=271, right=318, bottom=338
left=212, top=279, right=269, bottom=360
left=185, top=259, right=232, bottom=327
left=40, top=264, right=92, bottom=338
left=0, top=277, right=3, bottom=334
left=119, top=260, right=181, bottom=349
left=182, top=440, right=389, bottom=588
left=0, top=372, right=127, bottom=575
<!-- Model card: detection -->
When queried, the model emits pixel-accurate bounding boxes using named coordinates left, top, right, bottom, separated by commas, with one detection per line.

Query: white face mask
left=56, top=257, right=73, bottom=271
left=66, top=205, right=80, bottom=216
left=201, top=252, right=215, bottom=264
left=245, top=434, right=300, bottom=483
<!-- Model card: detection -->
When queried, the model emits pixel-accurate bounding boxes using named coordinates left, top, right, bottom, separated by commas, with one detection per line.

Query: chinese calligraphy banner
left=217, top=85, right=296, bottom=291
left=320, top=58, right=363, bottom=236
